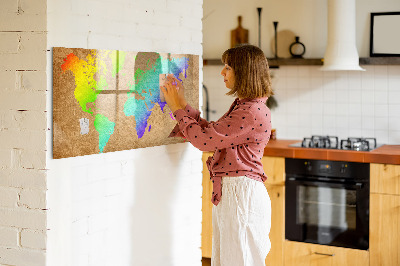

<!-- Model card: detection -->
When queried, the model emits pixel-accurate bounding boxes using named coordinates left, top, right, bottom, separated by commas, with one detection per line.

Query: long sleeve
left=169, top=104, right=210, bottom=138
left=172, top=105, right=257, bottom=152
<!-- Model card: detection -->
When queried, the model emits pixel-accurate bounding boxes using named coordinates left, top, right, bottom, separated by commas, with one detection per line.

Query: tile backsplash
left=203, top=65, right=400, bottom=145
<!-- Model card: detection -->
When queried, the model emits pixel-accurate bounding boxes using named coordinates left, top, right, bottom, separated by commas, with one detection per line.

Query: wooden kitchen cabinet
left=370, top=163, right=400, bottom=266
left=202, top=152, right=214, bottom=258
left=370, top=163, right=400, bottom=195
left=264, top=184, right=285, bottom=266
left=284, top=240, right=369, bottom=266
left=262, top=156, right=285, bottom=266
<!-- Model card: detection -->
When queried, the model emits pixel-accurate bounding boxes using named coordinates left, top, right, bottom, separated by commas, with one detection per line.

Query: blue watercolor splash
left=124, top=55, right=189, bottom=139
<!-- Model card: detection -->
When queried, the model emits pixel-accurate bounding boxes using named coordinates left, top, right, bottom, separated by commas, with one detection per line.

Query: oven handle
left=286, top=177, right=364, bottom=189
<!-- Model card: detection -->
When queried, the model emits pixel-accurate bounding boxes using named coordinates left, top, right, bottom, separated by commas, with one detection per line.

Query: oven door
left=285, top=177, right=369, bottom=250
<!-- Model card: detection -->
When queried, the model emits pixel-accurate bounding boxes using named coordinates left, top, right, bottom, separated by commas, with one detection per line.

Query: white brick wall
left=46, top=1, right=203, bottom=266
left=0, top=0, right=48, bottom=265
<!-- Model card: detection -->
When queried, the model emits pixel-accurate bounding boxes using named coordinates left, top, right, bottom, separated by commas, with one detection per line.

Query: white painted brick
left=0, top=32, right=20, bottom=54
left=0, top=32, right=47, bottom=71
left=20, top=149, right=46, bottom=170
left=180, top=15, right=202, bottom=30
left=19, top=31, right=47, bottom=55
left=152, top=39, right=181, bottom=54
left=19, top=70, right=47, bottom=91
left=0, top=51, right=47, bottom=71
left=191, top=32, right=203, bottom=44
left=87, top=1, right=125, bottom=21
left=19, top=189, right=46, bottom=209
left=19, top=0, right=47, bottom=15
left=0, top=71, right=16, bottom=90
left=0, top=129, right=46, bottom=150
left=0, top=208, right=46, bottom=230
left=11, top=148, right=22, bottom=169
left=105, top=178, right=123, bottom=196
left=88, top=212, right=109, bottom=233
left=0, top=227, right=19, bottom=247
left=0, top=13, right=46, bottom=32
left=0, top=247, right=45, bottom=266
left=0, top=187, right=19, bottom=208
left=0, top=0, right=18, bottom=13
left=0, top=169, right=47, bottom=190
left=71, top=218, right=88, bottom=237
left=130, top=0, right=167, bottom=12
left=0, top=90, right=46, bottom=111
left=87, top=33, right=124, bottom=51
left=152, top=11, right=181, bottom=27
left=0, top=149, right=11, bottom=169
left=189, top=3, right=203, bottom=19
left=20, top=229, right=46, bottom=250
left=136, top=24, right=170, bottom=40
left=166, top=0, right=192, bottom=15
left=1, top=110, right=47, bottom=131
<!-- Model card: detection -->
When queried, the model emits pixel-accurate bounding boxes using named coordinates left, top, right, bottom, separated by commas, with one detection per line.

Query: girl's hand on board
left=161, top=75, right=186, bottom=113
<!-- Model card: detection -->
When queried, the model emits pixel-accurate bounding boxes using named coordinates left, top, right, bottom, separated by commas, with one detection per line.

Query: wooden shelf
left=203, top=58, right=323, bottom=67
left=359, top=57, right=400, bottom=65
left=268, top=58, right=322, bottom=67
left=203, top=57, right=400, bottom=67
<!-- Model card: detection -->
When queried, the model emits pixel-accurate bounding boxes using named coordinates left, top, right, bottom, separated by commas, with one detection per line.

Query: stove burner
left=301, top=135, right=339, bottom=149
left=340, top=137, right=377, bottom=151
left=295, top=136, right=378, bottom=151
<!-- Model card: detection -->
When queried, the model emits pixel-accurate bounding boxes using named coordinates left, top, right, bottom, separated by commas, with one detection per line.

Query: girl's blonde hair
left=221, top=44, right=273, bottom=99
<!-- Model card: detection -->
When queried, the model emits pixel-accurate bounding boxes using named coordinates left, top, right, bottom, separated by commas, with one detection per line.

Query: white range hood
left=320, top=0, right=365, bottom=71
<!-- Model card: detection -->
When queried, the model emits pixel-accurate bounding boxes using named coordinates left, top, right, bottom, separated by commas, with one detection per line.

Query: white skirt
left=212, top=176, right=271, bottom=266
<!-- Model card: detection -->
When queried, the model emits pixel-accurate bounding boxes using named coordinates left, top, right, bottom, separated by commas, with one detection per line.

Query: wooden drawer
left=284, top=240, right=369, bottom=266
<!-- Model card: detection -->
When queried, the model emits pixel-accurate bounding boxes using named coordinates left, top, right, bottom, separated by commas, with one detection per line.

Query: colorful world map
left=52, top=47, right=199, bottom=158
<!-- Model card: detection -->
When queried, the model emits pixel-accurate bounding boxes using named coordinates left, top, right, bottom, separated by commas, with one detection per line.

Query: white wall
left=46, top=0, right=203, bottom=266
left=203, top=0, right=400, bottom=145
left=0, top=0, right=48, bottom=265
left=203, top=0, right=400, bottom=58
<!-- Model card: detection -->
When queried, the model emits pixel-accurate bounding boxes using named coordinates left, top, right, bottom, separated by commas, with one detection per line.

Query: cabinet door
left=265, top=184, right=285, bottom=266
left=370, top=163, right=400, bottom=195
left=284, top=241, right=369, bottom=266
left=202, top=152, right=213, bottom=258
left=262, top=156, right=285, bottom=185
left=370, top=193, right=400, bottom=266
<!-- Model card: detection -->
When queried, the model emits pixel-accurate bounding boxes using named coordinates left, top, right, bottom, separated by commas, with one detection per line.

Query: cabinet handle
left=314, top=252, right=335, bottom=257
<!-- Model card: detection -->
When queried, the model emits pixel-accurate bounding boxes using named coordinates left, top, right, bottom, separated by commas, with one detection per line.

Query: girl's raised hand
left=160, top=75, right=184, bottom=113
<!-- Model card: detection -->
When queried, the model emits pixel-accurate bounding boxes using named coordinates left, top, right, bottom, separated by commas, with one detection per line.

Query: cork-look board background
left=52, top=47, right=199, bottom=159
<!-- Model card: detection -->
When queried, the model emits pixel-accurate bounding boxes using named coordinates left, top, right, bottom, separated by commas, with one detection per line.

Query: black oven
left=285, top=158, right=369, bottom=250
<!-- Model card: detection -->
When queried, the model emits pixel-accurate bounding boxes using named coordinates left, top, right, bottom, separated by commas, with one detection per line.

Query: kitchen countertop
left=263, top=139, right=400, bottom=165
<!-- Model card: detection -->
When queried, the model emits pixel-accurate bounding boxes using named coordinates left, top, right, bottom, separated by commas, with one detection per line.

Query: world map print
left=52, top=47, right=199, bottom=159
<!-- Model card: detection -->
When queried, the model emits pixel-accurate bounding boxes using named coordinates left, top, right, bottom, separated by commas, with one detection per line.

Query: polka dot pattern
left=169, top=97, right=272, bottom=206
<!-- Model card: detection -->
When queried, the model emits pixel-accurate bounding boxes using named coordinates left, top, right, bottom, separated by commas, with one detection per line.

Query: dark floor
left=202, top=257, right=211, bottom=266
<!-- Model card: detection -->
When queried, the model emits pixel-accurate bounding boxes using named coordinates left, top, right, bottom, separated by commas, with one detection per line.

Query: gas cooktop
left=289, top=135, right=383, bottom=151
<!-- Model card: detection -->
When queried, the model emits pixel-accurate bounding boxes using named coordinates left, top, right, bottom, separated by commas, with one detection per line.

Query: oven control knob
left=340, top=164, right=347, bottom=174
left=305, top=162, right=312, bottom=171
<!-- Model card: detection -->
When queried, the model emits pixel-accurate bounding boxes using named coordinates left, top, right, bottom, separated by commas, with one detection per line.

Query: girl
left=161, top=44, right=273, bottom=266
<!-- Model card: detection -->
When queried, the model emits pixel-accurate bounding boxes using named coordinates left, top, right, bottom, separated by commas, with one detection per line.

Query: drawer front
left=284, top=240, right=369, bottom=266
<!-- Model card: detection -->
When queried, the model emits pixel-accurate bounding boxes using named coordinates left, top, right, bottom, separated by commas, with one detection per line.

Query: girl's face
left=220, top=64, right=235, bottom=89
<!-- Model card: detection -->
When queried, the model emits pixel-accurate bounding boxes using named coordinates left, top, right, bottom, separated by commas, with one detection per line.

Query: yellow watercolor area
left=61, top=51, right=109, bottom=115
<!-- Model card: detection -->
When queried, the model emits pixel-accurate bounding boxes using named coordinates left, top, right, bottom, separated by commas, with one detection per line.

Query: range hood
left=320, top=0, right=365, bottom=71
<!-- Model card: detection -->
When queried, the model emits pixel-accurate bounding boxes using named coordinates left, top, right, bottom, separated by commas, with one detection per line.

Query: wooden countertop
left=263, top=139, right=400, bottom=165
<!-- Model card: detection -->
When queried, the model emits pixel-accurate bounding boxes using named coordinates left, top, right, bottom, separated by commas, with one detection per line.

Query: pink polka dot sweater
left=169, top=97, right=272, bottom=206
